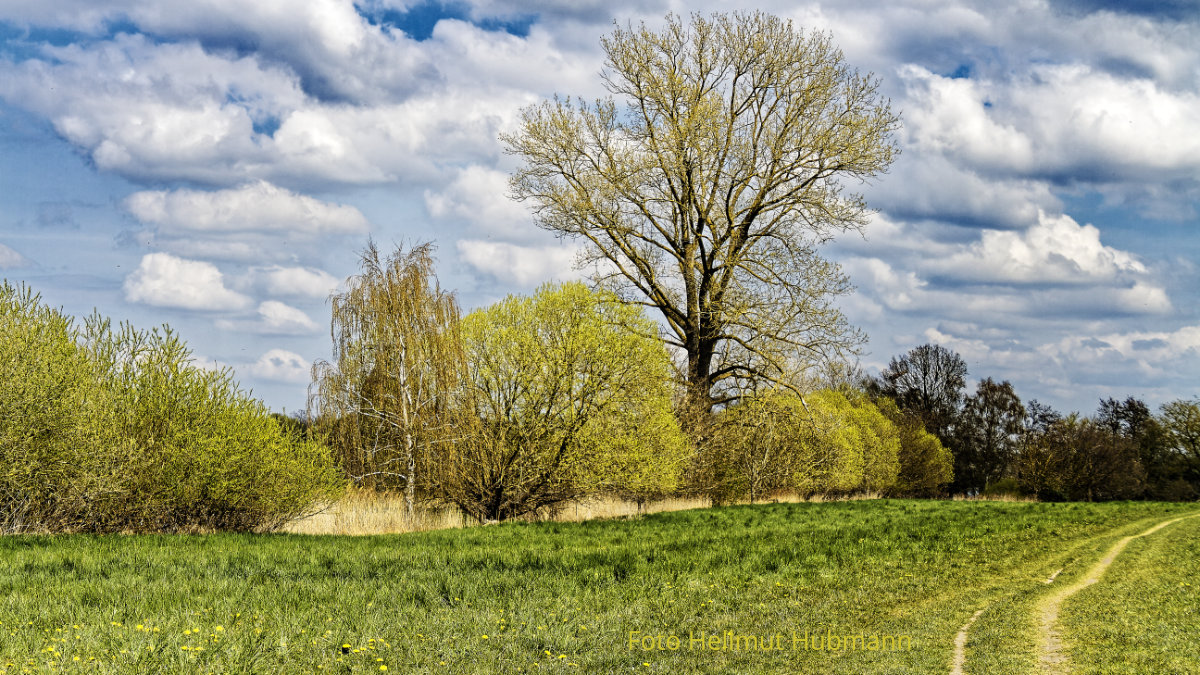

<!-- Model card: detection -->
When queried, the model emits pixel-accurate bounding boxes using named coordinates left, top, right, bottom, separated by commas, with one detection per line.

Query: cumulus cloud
left=0, top=10, right=558, bottom=187
left=900, top=63, right=1200, bottom=185
left=457, top=239, right=581, bottom=286
left=866, top=153, right=1061, bottom=230
left=217, top=301, right=321, bottom=335
left=931, top=212, right=1148, bottom=285
left=245, top=348, right=312, bottom=383
left=123, top=181, right=369, bottom=263
left=1047, top=325, right=1200, bottom=365
left=125, top=181, right=368, bottom=235
left=123, top=252, right=251, bottom=310
left=248, top=265, right=342, bottom=299
left=841, top=212, right=1173, bottom=324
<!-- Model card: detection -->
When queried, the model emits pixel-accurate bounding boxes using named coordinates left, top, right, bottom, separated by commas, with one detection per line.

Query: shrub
left=435, top=282, right=689, bottom=521
left=0, top=281, right=343, bottom=532
left=709, top=389, right=903, bottom=500
left=874, top=397, right=953, bottom=497
left=0, top=283, right=128, bottom=531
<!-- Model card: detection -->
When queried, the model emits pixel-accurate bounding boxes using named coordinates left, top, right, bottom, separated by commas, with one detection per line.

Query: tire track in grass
left=1035, top=513, right=1200, bottom=674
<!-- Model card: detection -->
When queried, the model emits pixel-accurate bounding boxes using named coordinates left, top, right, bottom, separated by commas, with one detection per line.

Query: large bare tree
left=503, top=11, right=899, bottom=408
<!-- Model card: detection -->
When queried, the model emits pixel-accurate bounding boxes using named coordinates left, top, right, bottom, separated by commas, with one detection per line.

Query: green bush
left=0, top=283, right=127, bottom=531
left=710, top=389, right=904, bottom=500
left=874, top=397, right=953, bottom=497
left=0, top=281, right=343, bottom=532
left=439, top=282, right=689, bottom=521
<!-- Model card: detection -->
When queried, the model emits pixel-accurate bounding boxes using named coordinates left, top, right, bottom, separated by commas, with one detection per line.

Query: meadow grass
left=0, top=500, right=1196, bottom=674
left=1055, top=513, right=1200, bottom=674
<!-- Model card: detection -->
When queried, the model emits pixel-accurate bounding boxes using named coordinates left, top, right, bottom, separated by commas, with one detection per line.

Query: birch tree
left=309, top=241, right=463, bottom=518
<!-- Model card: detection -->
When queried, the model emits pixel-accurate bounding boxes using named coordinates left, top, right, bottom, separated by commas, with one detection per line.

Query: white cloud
left=425, top=164, right=533, bottom=239
left=250, top=265, right=342, bottom=299
left=932, top=211, right=1148, bottom=285
left=123, top=252, right=251, bottom=310
left=867, top=153, right=1061, bottom=230
left=900, top=63, right=1200, bottom=184
left=254, top=300, right=320, bottom=334
left=0, top=243, right=29, bottom=268
left=899, top=65, right=1036, bottom=174
left=125, top=181, right=368, bottom=235
left=216, top=301, right=321, bottom=335
left=245, top=348, right=312, bottom=383
left=456, top=239, right=581, bottom=286
left=0, top=15, right=545, bottom=186
left=1047, top=325, right=1200, bottom=364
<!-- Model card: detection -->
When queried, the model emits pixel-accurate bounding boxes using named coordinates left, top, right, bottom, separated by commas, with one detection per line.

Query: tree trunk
left=685, top=336, right=716, bottom=412
left=404, top=431, right=415, bottom=520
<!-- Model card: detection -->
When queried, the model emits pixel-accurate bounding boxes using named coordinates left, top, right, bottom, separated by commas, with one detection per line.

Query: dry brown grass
left=281, top=489, right=888, bottom=535
left=282, top=488, right=466, bottom=536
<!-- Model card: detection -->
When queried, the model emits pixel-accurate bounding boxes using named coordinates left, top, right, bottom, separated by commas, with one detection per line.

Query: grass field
left=1, top=500, right=1197, bottom=674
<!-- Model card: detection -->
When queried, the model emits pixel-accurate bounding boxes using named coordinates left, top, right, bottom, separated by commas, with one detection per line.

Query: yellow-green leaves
left=708, top=388, right=906, bottom=500
left=504, top=12, right=899, bottom=405
left=445, top=282, right=687, bottom=521
left=0, top=280, right=341, bottom=533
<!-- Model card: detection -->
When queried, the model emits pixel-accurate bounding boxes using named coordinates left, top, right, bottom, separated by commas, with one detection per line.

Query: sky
left=0, top=0, right=1197, bottom=417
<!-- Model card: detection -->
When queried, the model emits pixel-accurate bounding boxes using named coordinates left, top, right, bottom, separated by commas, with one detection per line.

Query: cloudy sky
left=1, top=0, right=1197, bottom=416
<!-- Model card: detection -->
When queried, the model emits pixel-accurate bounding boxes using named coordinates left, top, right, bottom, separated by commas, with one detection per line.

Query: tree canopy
left=503, top=11, right=899, bottom=408
left=437, top=282, right=689, bottom=522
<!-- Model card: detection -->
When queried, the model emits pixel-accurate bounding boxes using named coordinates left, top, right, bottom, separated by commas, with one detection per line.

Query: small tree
left=1160, top=398, right=1200, bottom=499
left=436, top=282, right=688, bottom=522
left=952, top=378, right=1025, bottom=491
left=709, top=391, right=806, bottom=503
left=310, top=241, right=463, bottom=518
left=709, top=389, right=902, bottom=501
left=1018, top=415, right=1145, bottom=501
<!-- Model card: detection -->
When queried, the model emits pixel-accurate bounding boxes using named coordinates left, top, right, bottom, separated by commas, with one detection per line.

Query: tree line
left=868, top=343, right=1200, bottom=501
left=306, top=242, right=956, bottom=522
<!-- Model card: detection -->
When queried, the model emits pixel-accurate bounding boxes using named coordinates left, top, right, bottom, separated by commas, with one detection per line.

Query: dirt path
left=949, top=608, right=985, bottom=675
left=950, top=513, right=1199, bottom=675
left=1034, top=514, right=1199, bottom=674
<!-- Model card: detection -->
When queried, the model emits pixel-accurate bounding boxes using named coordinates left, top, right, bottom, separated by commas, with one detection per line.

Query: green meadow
left=1, top=500, right=1197, bottom=674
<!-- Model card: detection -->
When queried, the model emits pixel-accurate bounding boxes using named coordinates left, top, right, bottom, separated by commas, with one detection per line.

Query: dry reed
left=281, top=490, right=889, bottom=535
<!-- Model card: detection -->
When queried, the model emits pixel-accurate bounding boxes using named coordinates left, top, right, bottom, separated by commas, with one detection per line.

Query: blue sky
left=1, top=0, right=1197, bottom=416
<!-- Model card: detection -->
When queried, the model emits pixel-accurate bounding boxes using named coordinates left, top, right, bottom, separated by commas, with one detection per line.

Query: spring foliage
left=437, top=282, right=689, bottom=521
left=0, top=281, right=342, bottom=533
left=309, top=242, right=463, bottom=518
left=504, top=11, right=899, bottom=407
left=706, top=389, right=923, bottom=501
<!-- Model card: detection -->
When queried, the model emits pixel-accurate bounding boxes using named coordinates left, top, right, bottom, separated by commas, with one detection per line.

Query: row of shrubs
left=699, top=389, right=952, bottom=504
left=0, top=282, right=342, bottom=533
